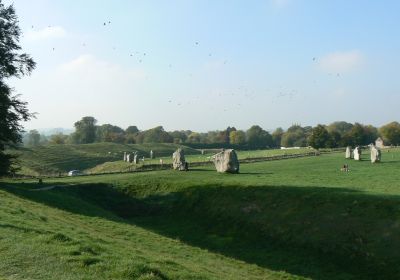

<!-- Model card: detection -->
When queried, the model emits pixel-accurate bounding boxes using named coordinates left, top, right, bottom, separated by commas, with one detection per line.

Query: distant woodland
left=22, top=116, right=400, bottom=150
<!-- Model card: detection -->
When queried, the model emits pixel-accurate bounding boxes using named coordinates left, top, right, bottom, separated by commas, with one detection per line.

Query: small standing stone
left=345, top=146, right=352, bottom=159
left=123, top=152, right=127, bottom=161
left=370, top=145, right=381, bottom=163
left=127, top=153, right=133, bottom=163
left=150, top=150, right=154, bottom=159
left=353, top=146, right=361, bottom=161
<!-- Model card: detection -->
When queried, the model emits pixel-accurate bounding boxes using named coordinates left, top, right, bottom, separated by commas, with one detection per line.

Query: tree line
left=23, top=116, right=400, bottom=149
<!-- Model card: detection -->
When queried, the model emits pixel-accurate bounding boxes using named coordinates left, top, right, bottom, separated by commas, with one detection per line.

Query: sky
left=5, top=0, right=400, bottom=132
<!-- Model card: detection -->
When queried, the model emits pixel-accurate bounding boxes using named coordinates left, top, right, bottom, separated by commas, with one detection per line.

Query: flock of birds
left=28, top=20, right=343, bottom=112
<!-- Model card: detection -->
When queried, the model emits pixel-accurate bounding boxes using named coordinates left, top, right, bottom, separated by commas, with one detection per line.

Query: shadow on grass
left=2, top=181, right=400, bottom=280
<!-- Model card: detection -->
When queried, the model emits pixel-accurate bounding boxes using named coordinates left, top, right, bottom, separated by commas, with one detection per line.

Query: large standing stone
left=345, top=146, right=352, bottom=159
left=172, top=148, right=188, bottom=171
left=123, top=152, right=127, bottom=162
left=150, top=150, right=154, bottom=159
left=371, top=145, right=381, bottom=163
left=353, top=146, right=361, bottom=161
left=212, top=149, right=239, bottom=173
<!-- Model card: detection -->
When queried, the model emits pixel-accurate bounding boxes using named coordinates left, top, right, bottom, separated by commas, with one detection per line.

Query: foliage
left=49, top=133, right=68, bottom=145
left=125, top=125, right=139, bottom=134
left=272, top=127, right=284, bottom=147
left=281, top=125, right=308, bottom=147
left=246, top=125, right=272, bottom=148
left=72, top=116, right=97, bottom=144
left=308, top=125, right=330, bottom=149
left=379, top=121, right=400, bottom=146
left=0, top=1, right=36, bottom=175
left=327, top=121, right=353, bottom=135
left=139, top=126, right=173, bottom=144
left=26, top=129, right=41, bottom=146
left=229, top=130, right=246, bottom=145
left=96, top=124, right=125, bottom=143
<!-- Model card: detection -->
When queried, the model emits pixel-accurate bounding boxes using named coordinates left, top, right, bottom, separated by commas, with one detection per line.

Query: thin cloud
left=271, top=0, right=289, bottom=7
left=59, top=54, right=146, bottom=80
left=26, top=26, right=66, bottom=41
left=318, top=50, right=364, bottom=73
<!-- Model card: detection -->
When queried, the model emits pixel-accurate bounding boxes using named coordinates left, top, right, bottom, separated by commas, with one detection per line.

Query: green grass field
left=86, top=147, right=314, bottom=174
left=9, top=143, right=313, bottom=176
left=8, top=143, right=200, bottom=176
left=1, top=148, right=400, bottom=279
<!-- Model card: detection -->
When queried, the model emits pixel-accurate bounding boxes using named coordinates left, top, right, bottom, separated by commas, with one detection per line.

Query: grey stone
left=345, top=146, right=352, bottom=159
left=150, top=150, right=154, bottom=159
left=371, top=145, right=381, bottom=163
left=212, top=149, right=239, bottom=173
left=133, top=153, right=139, bottom=164
left=127, top=153, right=133, bottom=163
left=353, top=146, right=361, bottom=161
left=172, top=148, right=188, bottom=171
left=123, top=152, right=127, bottom=162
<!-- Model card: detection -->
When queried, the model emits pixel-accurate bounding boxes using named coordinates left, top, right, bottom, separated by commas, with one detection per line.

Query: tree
left=125, top=126, right=139, bottom=134
left=96, top=124, right=125, bottom=143
left=246, top=125, right=273, bottom=148
left=27, top=129, right=41, bottom=146
left=170, top=130, right=188, bottom=144
left=229, top=130, right=246, bottom=145
left=141, top=126, right=173, bottom=143
left=380, top=122, right=400, bottom=145
left=72, top=116, right=97, bottom=144
left=326, top=130, right=341, bottom=148
left=308, top=125, right=330, bottom=149
left=187, top=132, right=201, bottom=143
left=0, top=2, right=36, bottom=175
left=281, top=125, right=307, bottom=147
left=49, top=133, right=68, bottom=145
left=272, top=127, right=284, bottom=148
left=342, top=123, right=377, bottom=146
left=327, top=121, right=353, bottom=136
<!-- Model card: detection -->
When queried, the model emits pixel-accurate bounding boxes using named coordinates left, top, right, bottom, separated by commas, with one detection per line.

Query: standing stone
left=123, top=152, right=127, bottom=162
left=172, top=148, right=188, bottom=171
left=127, top=153, right=133, bottom=163
left=212, top=149, right=239, bottom=173
left=133, top=153, right=139, bottom=164
left=345, top=146, right=352, bottom=159
left=371, top=145, right=381, bottom=163
left=353, top=146, right=361, bottom=161
left=150, top=150, right=154, bottom=159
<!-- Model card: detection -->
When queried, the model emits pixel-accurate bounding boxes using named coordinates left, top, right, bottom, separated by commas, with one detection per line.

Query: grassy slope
left=9, top=143, right=199, bottom=176
left=1, top=149, right=400, bottom=279
left=86, top=148, right=314, bottom=174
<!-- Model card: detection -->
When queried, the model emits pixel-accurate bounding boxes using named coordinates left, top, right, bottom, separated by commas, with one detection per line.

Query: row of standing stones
left=345, top=146, right=382, bottom=163
left=121, top=148, right=240, bottom=173
left=123, top=150, right=155, bottom=164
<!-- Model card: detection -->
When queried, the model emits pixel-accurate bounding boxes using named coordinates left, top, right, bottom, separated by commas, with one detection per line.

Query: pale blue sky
left=7, top=0, right=400, bottom=131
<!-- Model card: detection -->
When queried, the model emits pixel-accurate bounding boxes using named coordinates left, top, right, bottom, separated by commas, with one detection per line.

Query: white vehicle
left=68, top=170, right=81, bottom=176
